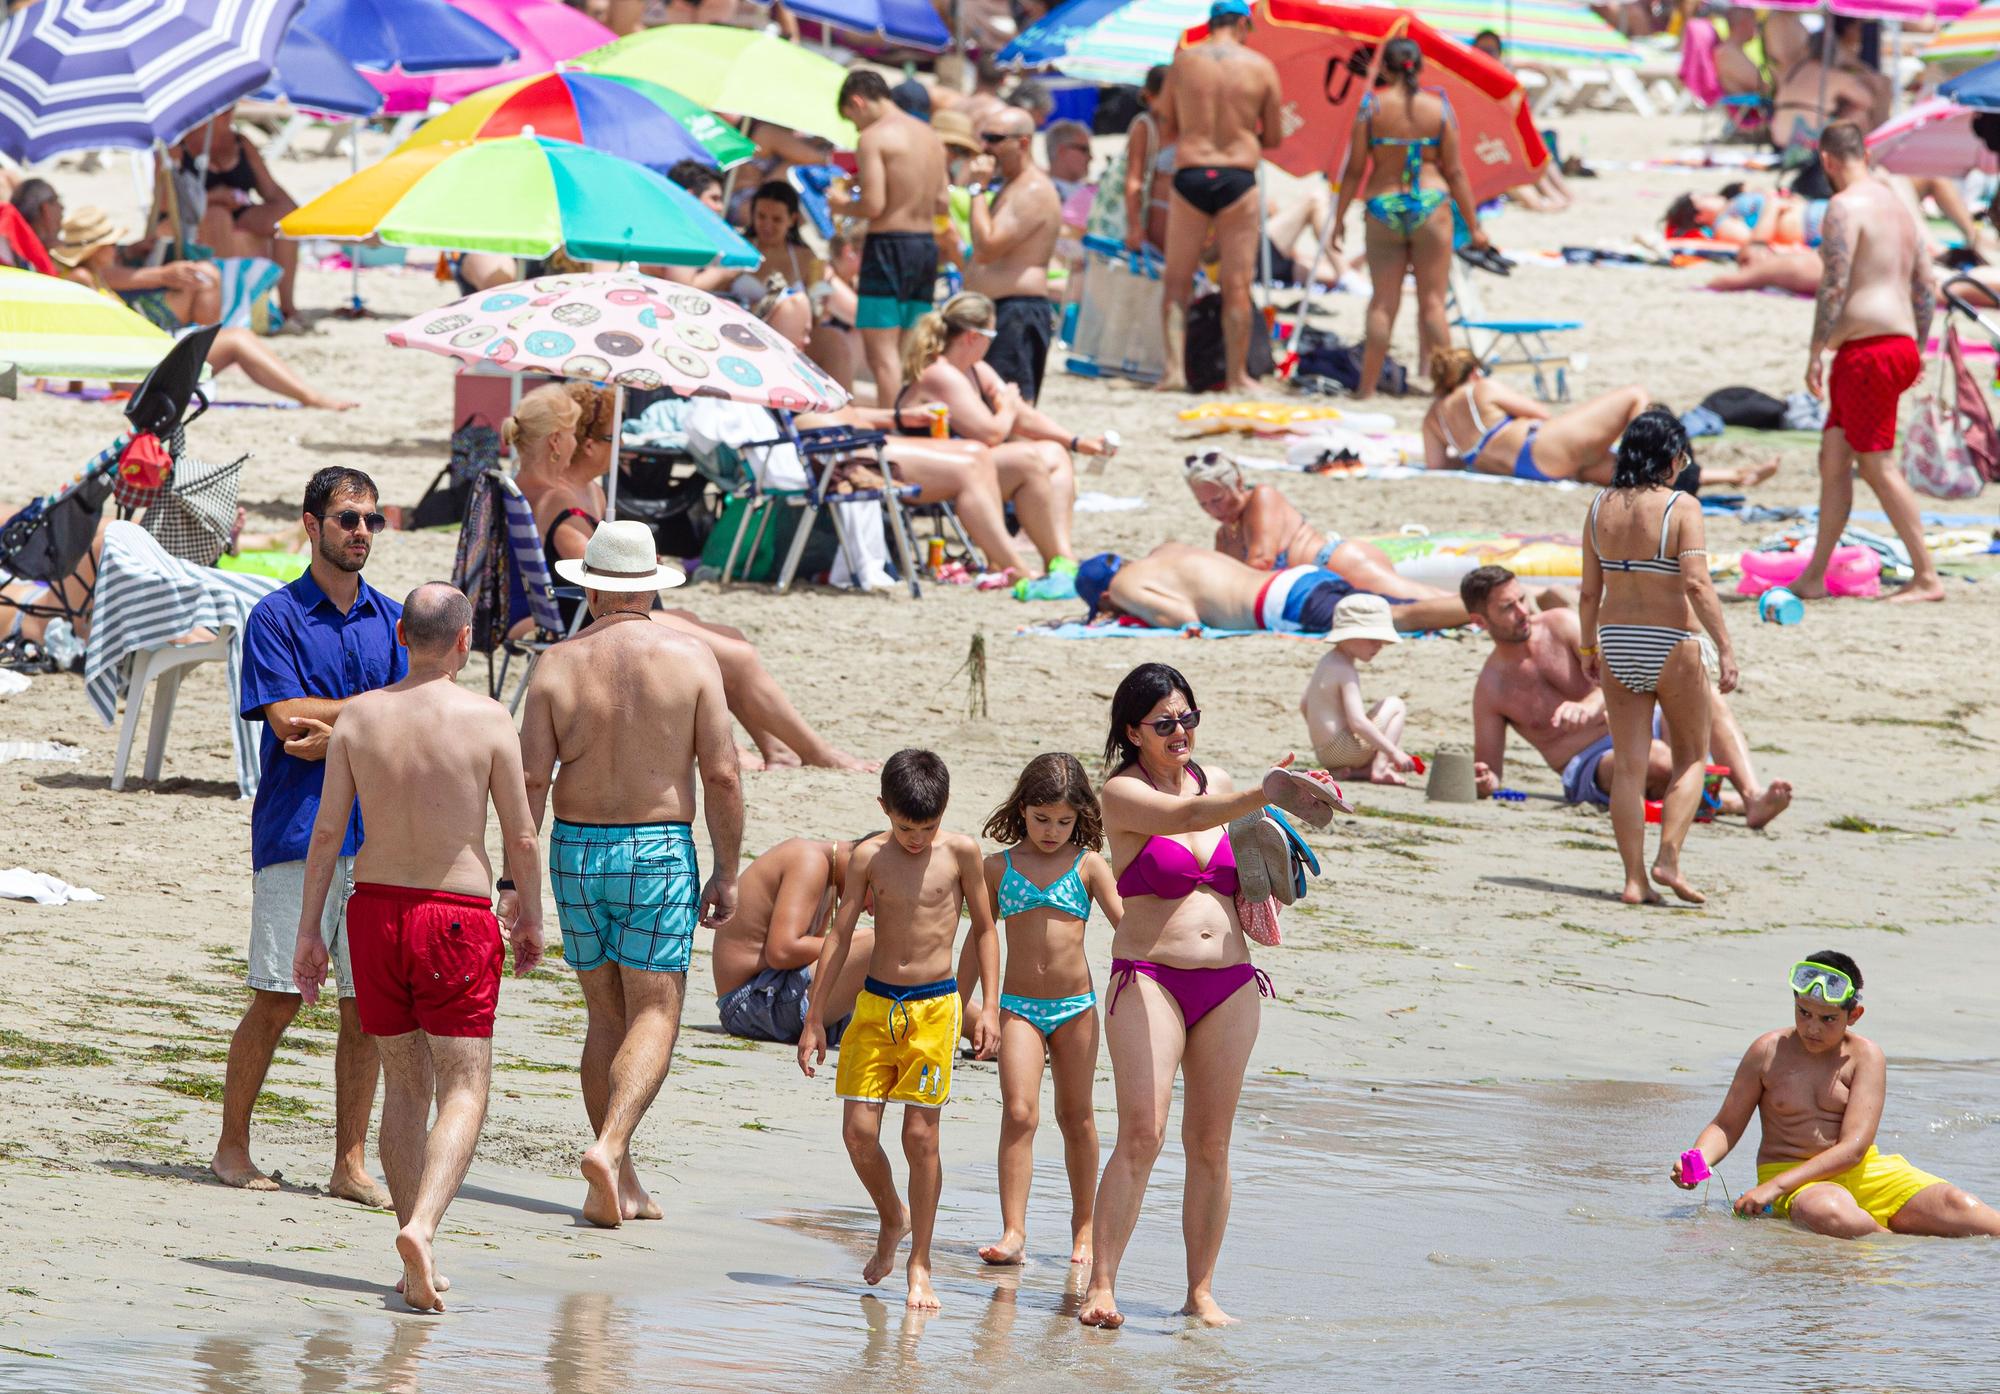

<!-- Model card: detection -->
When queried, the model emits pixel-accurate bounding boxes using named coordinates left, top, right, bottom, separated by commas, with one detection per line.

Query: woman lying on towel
left=1665, top=185, right=1828, bottom=249
left=1179, top=453, right=1452, bottom=601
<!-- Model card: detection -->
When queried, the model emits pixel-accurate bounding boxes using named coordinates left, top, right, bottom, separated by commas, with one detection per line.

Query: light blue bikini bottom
left=1000, top=990, right=1097, bottom=1038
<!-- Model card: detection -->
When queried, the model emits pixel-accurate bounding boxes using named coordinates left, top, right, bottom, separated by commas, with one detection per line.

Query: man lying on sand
left=1073, top=540, right=1488, bottom=634
left=711, top=833, right=884, bottom=1045
left=1673, top=951, right=2000, bottom=1239
left=1460, top=565, right=1792, bottom=825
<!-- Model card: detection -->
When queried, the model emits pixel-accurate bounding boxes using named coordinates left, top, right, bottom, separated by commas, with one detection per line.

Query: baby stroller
left=0, top=325, right=219, bottom=667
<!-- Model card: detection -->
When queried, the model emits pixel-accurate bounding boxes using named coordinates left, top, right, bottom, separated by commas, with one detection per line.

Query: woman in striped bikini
left=1578, top=408, right=1739, bottom=908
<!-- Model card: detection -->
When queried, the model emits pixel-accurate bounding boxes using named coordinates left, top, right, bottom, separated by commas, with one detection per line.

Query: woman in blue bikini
left=1330, top=38, right=1490, bottom=400
left=1422, top=346, right=1651, bottom=484
left=961, top=753, right=1122, bottom=1268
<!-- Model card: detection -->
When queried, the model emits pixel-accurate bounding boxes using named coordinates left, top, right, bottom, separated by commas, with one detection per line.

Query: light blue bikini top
left=997, top=849, right=1092, bottom=922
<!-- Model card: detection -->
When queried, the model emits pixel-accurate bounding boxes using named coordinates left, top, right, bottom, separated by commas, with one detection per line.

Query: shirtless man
left=965, top=106, right=1062, bottom=403
left=1460, top=566, right=1791, bottom=826
left=292, top=584, right=545, bottom=1313
left=1182, top=452, right=1454, bottom=600
left=1074, top=540, right=1475, bottom=634
left=518, top=521, right=744, bottom=1229
left=712, top=834, right=884, bottom=1046
left=1800, top=123, right=1944, bottom=604
left=1154, top=0, right=1283, bottom=392
left=832, top=69, right=948, bottom=405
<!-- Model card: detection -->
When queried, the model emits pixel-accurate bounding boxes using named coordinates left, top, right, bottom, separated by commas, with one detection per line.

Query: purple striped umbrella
left=0, top=0, right=303, bottom=162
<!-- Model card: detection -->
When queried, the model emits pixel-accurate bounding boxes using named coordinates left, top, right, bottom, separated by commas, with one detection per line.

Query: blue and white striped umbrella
left=0, top=0, right=303, bottom=162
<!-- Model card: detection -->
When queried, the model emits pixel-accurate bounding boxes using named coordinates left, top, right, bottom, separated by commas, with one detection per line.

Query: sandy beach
left=2, top=108, right=1999, bottom=1388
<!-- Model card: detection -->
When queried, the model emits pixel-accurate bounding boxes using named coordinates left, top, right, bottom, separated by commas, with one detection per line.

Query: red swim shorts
left=1825, top=333, right=1921, bottom=454
left=346, top=883, right=503, bottom=1038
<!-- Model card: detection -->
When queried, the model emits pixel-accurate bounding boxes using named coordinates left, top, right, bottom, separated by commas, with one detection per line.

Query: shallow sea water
left=5, top=1063, right=1997, bottom=1393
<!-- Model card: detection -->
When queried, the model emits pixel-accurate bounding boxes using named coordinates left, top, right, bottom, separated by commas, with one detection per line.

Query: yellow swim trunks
left=1757, top=1145, right=1946, bottom=1225
left=834, top=976, right=959, bottom=1109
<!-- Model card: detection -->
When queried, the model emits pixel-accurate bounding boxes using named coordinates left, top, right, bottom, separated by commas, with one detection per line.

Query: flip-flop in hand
left=1261, top=759, right=1351, bottom=828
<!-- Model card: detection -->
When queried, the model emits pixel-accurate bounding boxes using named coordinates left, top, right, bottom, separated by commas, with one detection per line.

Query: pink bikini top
left=1113, top=759, right=1240, bottom=899
left=1115, top=832, right=1239, bottom=900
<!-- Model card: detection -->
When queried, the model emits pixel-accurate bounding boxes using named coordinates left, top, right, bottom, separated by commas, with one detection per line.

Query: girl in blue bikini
left=1329, top=38, right=1490, bottom=401
left=961, top=752, right=1122, bottom=1267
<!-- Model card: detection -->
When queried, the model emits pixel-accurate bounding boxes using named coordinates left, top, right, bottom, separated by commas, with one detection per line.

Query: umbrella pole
left=1814, top=9, right=1833, bottom=139
left=1256, top=161, right=1272, bottom=333
left=605, top=381, right=625, bottom=520
left=349, top=118, right=362, bottom=315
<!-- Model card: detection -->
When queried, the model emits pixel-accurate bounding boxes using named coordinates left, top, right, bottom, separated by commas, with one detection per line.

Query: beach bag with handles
left=1900, top=323, right=1994, bottom=500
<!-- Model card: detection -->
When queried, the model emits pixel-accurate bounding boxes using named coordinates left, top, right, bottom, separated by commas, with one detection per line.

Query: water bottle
left=1759, top=586, right=1804, bottom=625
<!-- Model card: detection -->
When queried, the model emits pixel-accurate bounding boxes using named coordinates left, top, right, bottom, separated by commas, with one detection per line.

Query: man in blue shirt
left=213, top=466, right=407, bottom=1202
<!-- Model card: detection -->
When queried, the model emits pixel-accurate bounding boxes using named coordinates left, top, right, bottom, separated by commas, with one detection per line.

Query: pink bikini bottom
left=1107, top=958, right=1273, bottom=1030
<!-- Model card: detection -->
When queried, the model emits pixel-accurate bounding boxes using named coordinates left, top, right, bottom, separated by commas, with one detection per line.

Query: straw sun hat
left=553, top=520, right=686, bottom=592
left=932, top=109, right=980, bottom=154
left=51, top=206, right=126, bottom=268
left=1326, top=593, right=1401, bottom=645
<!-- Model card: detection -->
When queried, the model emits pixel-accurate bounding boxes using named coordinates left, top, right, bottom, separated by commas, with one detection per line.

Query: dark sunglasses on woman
left=1146, top=710, right=1200, bottom=736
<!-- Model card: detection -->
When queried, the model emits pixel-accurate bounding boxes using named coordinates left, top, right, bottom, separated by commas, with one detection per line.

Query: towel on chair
left=83, top=522, right=279, bottom=798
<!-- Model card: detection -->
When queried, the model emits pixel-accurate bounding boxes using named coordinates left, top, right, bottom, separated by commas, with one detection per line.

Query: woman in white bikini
left=1578, top=407, right=1738, bottom=908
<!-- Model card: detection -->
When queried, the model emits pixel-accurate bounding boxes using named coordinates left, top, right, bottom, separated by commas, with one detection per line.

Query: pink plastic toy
left=1680, top=1148, right=1712, bottom=1185
left=1736, top=546, right=1882, bottom=599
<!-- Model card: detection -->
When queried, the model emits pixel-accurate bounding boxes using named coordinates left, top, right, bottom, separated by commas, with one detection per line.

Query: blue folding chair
left=726, top=420, right=928, bottom=598
left=1448, top=205, right=1581, bottom=402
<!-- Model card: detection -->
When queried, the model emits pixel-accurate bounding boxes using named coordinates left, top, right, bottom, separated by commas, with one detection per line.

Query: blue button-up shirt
left=239, top=570, right=406, bottom=871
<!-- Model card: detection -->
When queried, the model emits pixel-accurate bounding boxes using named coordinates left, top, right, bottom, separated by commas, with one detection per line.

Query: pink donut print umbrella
left=385, top=269, right=849, bottom=413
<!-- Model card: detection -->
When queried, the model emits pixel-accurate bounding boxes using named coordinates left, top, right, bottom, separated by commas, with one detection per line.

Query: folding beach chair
left=726, top=420, right=927, bottom=598
left=1447, top=223, right=1581, bottom=403
left=451, top=470, right=582, bottom=712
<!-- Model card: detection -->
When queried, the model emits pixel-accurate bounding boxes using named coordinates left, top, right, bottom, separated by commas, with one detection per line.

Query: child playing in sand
left=800, top=749, right=1000, bottom=1309
left=956, top=753, right=1122, bottom=1268
left=1301, top=594, right=1417, bottom=784
left=1672, top=951, right=2000, bottom=1239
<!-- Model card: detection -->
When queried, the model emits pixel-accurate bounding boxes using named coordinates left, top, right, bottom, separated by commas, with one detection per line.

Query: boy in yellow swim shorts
left=1671, top=950, right=2000, bottom=1239
left=800, top=750, right=999, bottom=1310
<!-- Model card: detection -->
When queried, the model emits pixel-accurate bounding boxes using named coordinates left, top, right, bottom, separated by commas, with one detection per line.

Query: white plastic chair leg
left=109, top=648, right=157, bottom=793
left=142, top=665, right=187, bottom=783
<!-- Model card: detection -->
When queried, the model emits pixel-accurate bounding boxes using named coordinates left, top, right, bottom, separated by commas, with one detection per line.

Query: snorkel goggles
left=1790, top=960, right=1857, bottom=1006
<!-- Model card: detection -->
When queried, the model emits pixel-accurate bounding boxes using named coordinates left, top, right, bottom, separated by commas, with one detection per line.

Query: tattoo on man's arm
left=1810, top=209, right=1851, bottom=353
left=1911, top=271, right=1937, bottom=346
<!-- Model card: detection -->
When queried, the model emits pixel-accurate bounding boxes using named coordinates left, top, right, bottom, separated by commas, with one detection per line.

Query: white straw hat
left=553, top=520, right=686, bottom=593
left=1326, top=592, right=1401, bottom=644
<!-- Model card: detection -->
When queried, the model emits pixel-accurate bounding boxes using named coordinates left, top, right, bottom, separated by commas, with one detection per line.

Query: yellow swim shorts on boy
left=834, top=976, right=960, bottom=1109
left=1756, top=1145, right=1946, bottom=1225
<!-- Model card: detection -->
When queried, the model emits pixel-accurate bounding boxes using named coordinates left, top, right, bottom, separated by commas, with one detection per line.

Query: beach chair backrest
left=451, top=471, right=507, bottom=657
left=492, top=473, right=566, bottom=637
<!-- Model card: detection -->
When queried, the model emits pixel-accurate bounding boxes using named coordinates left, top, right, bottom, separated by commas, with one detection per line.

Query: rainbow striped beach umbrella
left=1001, top=0, right=1206, bottom=85
left=1925, top=2, right=2000, bottom=68
left=1411, top=0, right=1641, bottom=69
left=0, top=266, right=178, bottom=380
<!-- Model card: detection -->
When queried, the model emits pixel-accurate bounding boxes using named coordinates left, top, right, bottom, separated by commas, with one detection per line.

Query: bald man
left=294, top=582, right=544, bottom=1313
left=966, top=106, right=1063, bottom=402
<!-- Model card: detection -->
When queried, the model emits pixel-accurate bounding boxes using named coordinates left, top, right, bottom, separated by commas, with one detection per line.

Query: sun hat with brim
left=932, top=109, right=980, bottom=154
left=1076, top=551, right=1123, bottom=618
left=51, top=206, right=126, bottom=269
left=553, top=519, right=687, bottom=592
left=1327, top=593, right=1400, bottom=644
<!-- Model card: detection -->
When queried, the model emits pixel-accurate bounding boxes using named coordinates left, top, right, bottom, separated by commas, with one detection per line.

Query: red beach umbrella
left=1184, top=0, right=1548, bottom=204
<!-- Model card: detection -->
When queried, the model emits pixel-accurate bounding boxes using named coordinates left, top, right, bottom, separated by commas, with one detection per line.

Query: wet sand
left=1, top=109, right=1998, bottom=1380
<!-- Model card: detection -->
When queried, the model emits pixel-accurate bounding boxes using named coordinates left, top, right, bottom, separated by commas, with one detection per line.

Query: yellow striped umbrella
left=0, top=266, right=177, bottom=380
left=1924, top=3, right=2000, bottom=68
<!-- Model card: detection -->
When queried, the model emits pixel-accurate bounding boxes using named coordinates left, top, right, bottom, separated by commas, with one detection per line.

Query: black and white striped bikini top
left=1590, top=489, right=1683, bottom=576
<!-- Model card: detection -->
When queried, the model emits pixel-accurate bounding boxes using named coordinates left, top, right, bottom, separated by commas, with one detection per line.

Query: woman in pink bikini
left=1078, top=663, right=1337, bottom=1329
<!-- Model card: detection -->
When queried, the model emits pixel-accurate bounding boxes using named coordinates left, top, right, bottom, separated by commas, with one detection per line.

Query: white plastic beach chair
left=109, top=630, right=234, bottom=791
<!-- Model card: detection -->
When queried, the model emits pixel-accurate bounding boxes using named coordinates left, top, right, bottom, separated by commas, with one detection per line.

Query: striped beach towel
left=215, top=257, right=282, bottom=331
left=83, top=522, right=279, bottom=798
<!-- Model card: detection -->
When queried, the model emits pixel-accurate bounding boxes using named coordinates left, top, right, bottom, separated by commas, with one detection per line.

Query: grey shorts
left=717, top=965, right=848, bottom=1046
left=248, top=857, right=356, bottom=997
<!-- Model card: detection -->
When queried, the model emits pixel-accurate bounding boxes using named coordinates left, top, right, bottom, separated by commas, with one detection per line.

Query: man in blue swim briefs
left=829, top=69, right=949, bottom=407
left=1460, top=565, right=1793, bottom=825
left=1073, top=541, right=1475, bottom=635
left=518, top=521, right=744, bottom=1229
left=1152, top=0, right=1283, bottom=392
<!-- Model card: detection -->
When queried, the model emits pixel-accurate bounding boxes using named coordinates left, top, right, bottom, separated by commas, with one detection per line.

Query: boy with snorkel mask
left=1672, top=952, right=2000, bottom=1238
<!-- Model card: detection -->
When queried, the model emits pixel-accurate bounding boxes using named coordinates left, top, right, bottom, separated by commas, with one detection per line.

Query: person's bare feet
left=816, top=748, right=881, bottom=773
left=395, top=1226, right=445, bottom=1313
left=1621, top=877, right=1665, bottom=907
left=1744, top=779, right=1794, bottom=830
left=580, top=1145, right=623, bottom=1228
left=863, top=1204, right=909, bottom=1285
left=978, top=1230, right=1026, bottom=1265
left=211, top=1147, right=280, bottom=1191
left=620, top=1159, right=662, bottom=1222
left=1369, top=761, right=1408, bottom=787
left=1885, top=577, right=1946, bottom=604
left=1650, top=857, right=1706, bottom=905
left=395, top=1271, right=450, bottom=1294
left=302, top=394, right=359, bottom=411
left=1152, top=373, right=1187, bottom=393
left=905, top=1259, right=940, bottom=1311
left=328, top=1168, right=393, bottom=1209
left=758, top=738, right=804, bottom=769
left=1180, top=1291, right=1238, bottom=1327
left=737, top=745, right=768, bottom=772
left=1742, top=456, right=1781, bottom=489
left=1790, top=576, right=1830, bottom=600
left=1078, top=1283, right=1123, bottom=1328
left=1223, top=375, right=1255, bottom=394
left=1069, top=1232, right=1092, bottom=1266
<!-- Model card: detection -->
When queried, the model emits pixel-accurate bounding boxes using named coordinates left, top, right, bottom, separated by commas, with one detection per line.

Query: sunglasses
left=1144, top=710, right=1201, bottom=737
left=978, top=131, right=1018, bottom=145
left=319, top=509, right=387, bottom=534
